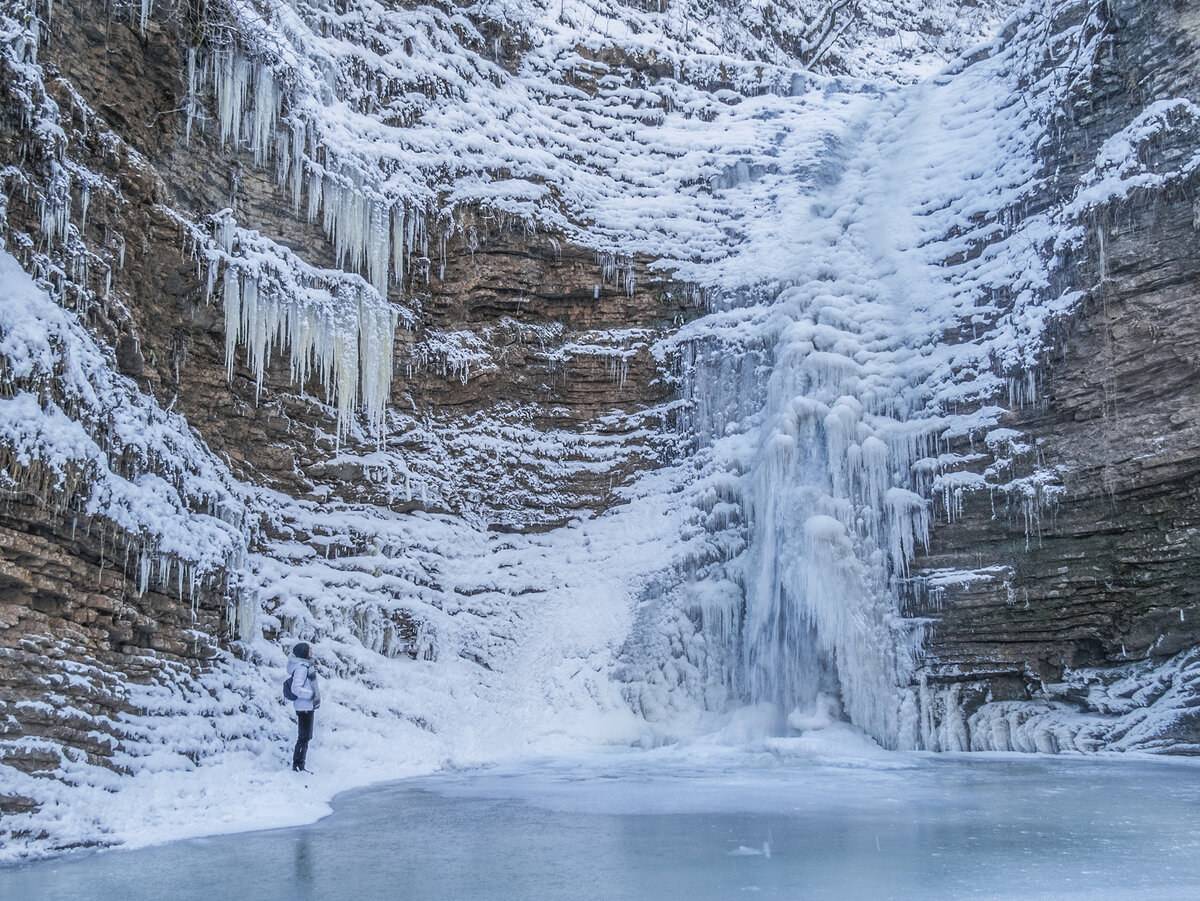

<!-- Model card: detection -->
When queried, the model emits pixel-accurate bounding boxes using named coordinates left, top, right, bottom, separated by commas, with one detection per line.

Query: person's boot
left=292, top=742, right=307, bottom=772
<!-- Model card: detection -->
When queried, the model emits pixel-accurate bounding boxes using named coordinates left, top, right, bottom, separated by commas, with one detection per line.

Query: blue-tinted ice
left=5, top=751, right=1200, bottom=900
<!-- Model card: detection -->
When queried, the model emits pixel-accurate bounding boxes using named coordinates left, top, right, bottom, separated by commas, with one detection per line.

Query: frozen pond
left=6, top=746, right=1200, bottom=900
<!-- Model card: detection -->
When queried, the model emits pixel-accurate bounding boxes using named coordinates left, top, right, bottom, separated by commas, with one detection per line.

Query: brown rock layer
left=0, top=0, right=689, bottom=804
left=910, top=0, right=1200, bottom=739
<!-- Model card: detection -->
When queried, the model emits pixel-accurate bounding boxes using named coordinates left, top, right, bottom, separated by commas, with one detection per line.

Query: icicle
left=366, top=201, right=390, bottom=298
left=185, top=48, right=198, bottom=145
left=138, top=548, right=151, bottom=596
left=41, top=166, right=71, bottom=248
left=287, top=122, right=305, bottom=213
left=234, top=590, right=257, bottom=640
left=391, top=205, right=406, bottom=287
left=242, top=275, right=264, bottom=399
left=158, top=552, right=171, bottom=591
left=359, top=293, right=397, bottom=433
left=216, top=51, right=251, bottom=149
left=306, top=171, right=323, bottom=223
left=333, top=303, right=360, bottom=441
left=250, top=63, right=280, bottom=168
left=223, top=265, right=241, bottom=380
left=885, top=488, right=931, bottom=577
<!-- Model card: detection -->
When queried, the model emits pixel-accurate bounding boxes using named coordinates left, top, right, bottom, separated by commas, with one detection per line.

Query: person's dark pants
left=293, top=710, right=314, bottom=771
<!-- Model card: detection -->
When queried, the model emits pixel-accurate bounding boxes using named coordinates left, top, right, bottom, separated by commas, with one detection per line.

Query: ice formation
left=0, top=251, right=247, bottom=599
left=203, top=213, right=402, bottom=440
left=622, top=0, right=1113, bottom=747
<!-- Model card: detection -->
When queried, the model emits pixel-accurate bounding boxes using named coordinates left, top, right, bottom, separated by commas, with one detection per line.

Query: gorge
left=2, top=0, right=1200, bottom=859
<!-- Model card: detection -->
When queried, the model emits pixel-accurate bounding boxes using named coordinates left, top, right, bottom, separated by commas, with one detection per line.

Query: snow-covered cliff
left=3, top=0, right=1200, bottom=859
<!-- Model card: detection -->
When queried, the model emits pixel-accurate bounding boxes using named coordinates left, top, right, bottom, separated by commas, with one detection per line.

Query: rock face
left=35, top=2, right=688, bottom=524
left=0, top=0, right=688, bottom=809
left=910, top=0, right=1200, bottom=750
left=0, top=498, right=225, bottom=814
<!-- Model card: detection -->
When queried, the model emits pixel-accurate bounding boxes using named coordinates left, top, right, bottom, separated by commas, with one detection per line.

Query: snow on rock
left=177, top=0, right=1019, bottom=290
left=1067, top=98, right=1200, bottom=217
left=960, top=648, right=1200, bottom=754
left=0, top=250, right=247, bottom=596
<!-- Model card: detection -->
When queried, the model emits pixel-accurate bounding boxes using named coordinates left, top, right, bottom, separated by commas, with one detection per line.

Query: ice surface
left=5, top=749, right=1200, bottom=901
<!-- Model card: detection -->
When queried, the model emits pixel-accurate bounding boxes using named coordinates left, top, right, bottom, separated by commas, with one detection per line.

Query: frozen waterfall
left=655, top=1, right=1093, bottom=747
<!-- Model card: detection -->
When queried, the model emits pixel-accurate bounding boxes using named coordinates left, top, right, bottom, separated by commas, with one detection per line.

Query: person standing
left=287, top=641, right=320, bottom=772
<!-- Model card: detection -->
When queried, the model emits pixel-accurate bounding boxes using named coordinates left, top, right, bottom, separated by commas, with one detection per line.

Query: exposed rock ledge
left=909, top=0, right=1200, bottom=751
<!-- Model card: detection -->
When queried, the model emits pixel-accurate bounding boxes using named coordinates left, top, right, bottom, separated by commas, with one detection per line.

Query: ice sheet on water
left=8, top=750, right=1200, bottom=901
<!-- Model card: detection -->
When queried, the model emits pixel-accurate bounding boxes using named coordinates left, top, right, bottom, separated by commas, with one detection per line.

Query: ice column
left=708, top=305, right=932, bottom=746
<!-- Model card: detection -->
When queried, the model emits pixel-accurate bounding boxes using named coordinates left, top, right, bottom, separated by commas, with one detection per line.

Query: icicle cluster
left=0, top=251, right=248, bottom=600
left=189, top=44, right=433, bottom=304
left=598, top=252, right=637, bottom=297
left=206, top=213, right=400, bottom=440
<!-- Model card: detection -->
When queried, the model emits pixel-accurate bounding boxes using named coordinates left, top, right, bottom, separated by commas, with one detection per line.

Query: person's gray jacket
left=287, top=653, right=320, bottom=712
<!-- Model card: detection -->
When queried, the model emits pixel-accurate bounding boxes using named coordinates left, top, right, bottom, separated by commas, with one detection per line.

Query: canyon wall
left=0, top=0, right=690, bottom=818
left=911, top=0, right=1200, bottom=751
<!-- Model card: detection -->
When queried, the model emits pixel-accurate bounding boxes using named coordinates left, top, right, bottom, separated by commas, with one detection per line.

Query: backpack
left=283, top=672, right=298, bottom=701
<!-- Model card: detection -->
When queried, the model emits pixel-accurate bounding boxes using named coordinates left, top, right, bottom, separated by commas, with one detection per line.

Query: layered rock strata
left=0, top=0, right=687, bottom=815
left=910, top=0, right=1200, bottom=751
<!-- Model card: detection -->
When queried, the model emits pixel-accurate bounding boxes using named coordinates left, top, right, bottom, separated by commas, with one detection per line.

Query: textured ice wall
left=624, top=0, right=1126, bottom=746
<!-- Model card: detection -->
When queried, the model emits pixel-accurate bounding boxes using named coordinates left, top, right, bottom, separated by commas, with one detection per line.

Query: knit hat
left=292, top=641, right=311, bottom=660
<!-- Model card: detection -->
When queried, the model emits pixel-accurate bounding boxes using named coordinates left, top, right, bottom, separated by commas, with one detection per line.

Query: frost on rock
left=0, top=250, right=247, bottom=599
left=920, top=648, right=1200, bottom=754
